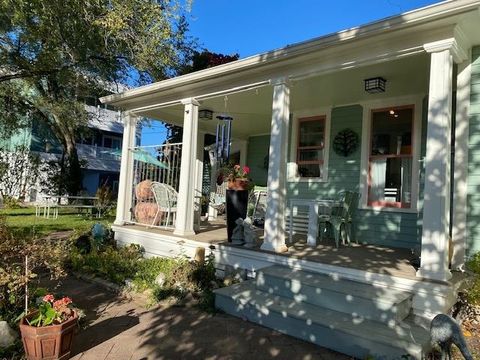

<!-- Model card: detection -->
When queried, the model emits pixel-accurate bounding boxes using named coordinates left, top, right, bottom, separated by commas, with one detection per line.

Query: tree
left=0, top=0, right=194, bottom=194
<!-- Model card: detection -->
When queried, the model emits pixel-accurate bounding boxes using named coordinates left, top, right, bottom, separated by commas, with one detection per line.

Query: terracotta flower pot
left=20, top=312, right=78, bottom=360
left=227, top=179, right=249, bottom=191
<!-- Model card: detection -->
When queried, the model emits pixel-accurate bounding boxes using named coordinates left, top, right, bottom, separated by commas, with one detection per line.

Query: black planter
left=226, top=189, right=249, bottom=242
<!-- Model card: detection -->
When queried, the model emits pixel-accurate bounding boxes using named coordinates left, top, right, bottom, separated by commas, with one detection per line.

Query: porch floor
left=123, top=220, right=423, bottom=280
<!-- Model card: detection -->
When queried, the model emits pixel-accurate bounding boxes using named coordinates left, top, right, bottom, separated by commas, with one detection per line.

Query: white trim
left=288, top=106, right=332, bottom=183
left=262, top=81, right=290, bottom=252
left=423, top=36, right=468, bottom=64
left=101, top=1, right=480, bottom=107
left=114, top=113, right=137, bottom=225
left=174, top=101, right=199, bottom=236
left=452, top=54, right=472, bottom=270
left=417, top=49, right=454, bottom=282
left=358, top=94, right=424, bottom=212
left=112, top=224, right=462, bottom=319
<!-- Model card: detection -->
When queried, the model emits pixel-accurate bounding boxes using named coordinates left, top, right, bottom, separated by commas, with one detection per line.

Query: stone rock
left=0, top=321, right=18, bottom=348
left=155, top=272, right=166, bottom=287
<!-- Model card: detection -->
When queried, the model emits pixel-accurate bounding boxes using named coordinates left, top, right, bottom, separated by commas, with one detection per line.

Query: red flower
left=243, top=166, right=250, bottom=174
left=62, top=297, right=72, bottom=306
left=43, top=294, right=55, bottom=303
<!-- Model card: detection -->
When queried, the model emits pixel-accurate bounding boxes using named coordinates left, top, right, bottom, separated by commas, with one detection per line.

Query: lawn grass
left=1, top=207, right=115, bottom=238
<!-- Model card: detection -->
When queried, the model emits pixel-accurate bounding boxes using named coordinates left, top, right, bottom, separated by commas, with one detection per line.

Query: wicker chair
left=151, top=182, right=178, bottom=228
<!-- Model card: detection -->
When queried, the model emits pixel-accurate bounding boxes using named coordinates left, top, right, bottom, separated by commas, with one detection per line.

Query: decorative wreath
left=333, top=128, right=359, bottom=157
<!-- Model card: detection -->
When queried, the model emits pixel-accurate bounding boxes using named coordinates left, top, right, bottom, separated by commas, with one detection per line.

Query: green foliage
left=0, top=145, right=41, bottom=200
left=94, top=183, right=115, bottom=217
left=0, top=216, right=73, bottom=324
left=132, top=257, right=178, bottom=291
left=0, top=0, right=195, bottom=194
left=70, top=243, right=221, bottom=312
left=466, top=252, right=480, bottom=305
left=27, top=295, right=74, bottom=327
left=70, top=244, right=143, bottom=285
left=2, top=196, right=22, bottom=209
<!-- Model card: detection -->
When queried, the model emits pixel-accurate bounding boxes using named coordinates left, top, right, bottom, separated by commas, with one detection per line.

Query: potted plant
left=20, top=294, right=78, bottom=360
left=225, top=165, right=252, bottom=190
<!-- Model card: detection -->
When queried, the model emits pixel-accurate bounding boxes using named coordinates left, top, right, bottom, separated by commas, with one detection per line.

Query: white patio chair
left=151, top=182, right=177, bottom=229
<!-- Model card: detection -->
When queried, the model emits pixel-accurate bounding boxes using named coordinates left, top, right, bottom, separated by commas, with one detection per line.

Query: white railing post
left=418, top=36, right=467, bottom=281
left=261, top=78, right=290, bottom=252
left=174, top=98, right=199, bottom=236
left=114, top=112, right=137, bottom=225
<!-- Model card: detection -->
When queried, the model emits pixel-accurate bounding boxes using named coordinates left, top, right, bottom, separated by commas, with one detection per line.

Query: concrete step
left=256, top=265, right=413, bottom=324
left=215, top=280, right=429, bottom=360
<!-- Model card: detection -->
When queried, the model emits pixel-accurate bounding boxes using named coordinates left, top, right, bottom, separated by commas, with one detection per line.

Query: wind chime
left=215, top=96, right=233, bottom=167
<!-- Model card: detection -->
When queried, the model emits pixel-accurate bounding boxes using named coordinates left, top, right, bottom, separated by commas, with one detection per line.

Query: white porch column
left=114, top=112, right=137, bottom=225
left=261, top=78, right=290, bottom=252
left=452, top=54, right=472, bottom=271
left=174, top=98, right=199, bottom=236
left=194, top=132, right=205, bottom=232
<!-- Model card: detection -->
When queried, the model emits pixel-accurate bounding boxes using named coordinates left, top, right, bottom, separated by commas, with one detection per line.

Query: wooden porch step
left=215, top=280, right=429, bottom=359
left=256, top=265, right=413, bottom=324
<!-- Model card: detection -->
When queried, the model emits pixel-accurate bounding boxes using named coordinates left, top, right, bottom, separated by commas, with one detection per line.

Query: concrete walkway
left=53, top=277, right=349, bottom=360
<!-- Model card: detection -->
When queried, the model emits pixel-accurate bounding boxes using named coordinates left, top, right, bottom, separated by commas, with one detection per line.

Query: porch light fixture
left=199, top=109, right=213, bottom=120
left=364, top=77, right=386, bottom=94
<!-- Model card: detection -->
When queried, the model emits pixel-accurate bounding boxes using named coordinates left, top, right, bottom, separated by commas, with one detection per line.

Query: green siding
left=467, top=46, right=480, bottom=256
left=0, top=128, right=31, bottom=151
left=246, top=135, right=270, bottom=187
left=285, top=104, right=422, bottom=249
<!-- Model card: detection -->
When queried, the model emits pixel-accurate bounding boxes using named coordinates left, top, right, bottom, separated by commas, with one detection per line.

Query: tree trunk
left=64, top=138, right=82, bottom=195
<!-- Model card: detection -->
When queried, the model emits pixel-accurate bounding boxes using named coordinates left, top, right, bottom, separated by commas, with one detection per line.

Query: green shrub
left=70, top=244, right=142, bottom=284
left=0, top=216, right=72, bottom=324
left=3, top=196, right=22, bottom=209
left=466, top=252, right=480, bottom=305
left=132, top=256, right=178, bottom=291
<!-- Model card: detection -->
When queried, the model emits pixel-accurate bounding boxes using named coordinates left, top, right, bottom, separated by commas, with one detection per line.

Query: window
left=368, top=106, right=414, bottom=208
left=296, top=116, right=325, bottom=178
left=103, top=135, right=122, bottom=149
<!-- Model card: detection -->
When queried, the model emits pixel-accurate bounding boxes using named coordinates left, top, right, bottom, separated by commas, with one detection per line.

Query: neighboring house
left=0, top=98, right=134, bottom=201
left=101, top=1, right=480, bottom=358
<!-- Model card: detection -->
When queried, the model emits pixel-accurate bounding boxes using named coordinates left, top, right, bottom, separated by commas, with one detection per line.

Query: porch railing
left=77, top=143, right=121, bottom=161
left=128, top=143, right=182, bottom=229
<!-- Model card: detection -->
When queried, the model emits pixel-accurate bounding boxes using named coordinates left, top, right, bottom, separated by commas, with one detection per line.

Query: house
left=100, top=1, right=480, bottom=358
left=0, top=98, right=131, bottom=201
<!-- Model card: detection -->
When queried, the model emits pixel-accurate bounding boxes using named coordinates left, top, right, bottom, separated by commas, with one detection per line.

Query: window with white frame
left=296, top=116, right=326, bottom=178
left=368, top=106, right=414, bottom=208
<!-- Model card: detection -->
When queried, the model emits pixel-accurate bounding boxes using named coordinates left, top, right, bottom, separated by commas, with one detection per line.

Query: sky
left=141, top=0, right=440, bottom=146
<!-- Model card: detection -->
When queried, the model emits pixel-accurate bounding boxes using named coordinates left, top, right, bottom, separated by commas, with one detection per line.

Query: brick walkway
left=53, top=277, right=349, bottom=360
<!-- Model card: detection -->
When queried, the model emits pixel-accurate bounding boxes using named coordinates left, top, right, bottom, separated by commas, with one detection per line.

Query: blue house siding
left=467, top=46, right=480, bottom=257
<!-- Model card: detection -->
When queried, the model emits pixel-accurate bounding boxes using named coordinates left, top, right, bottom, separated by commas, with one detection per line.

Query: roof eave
left=100, top=0, right=480, bottom=106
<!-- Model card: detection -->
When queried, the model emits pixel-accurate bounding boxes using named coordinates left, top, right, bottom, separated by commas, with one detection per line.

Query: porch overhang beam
left=127, top=80, right=270, bottom=118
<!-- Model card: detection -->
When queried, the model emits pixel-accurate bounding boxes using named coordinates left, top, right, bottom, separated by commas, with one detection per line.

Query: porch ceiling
left=138, top=54, right=430, bottom=139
